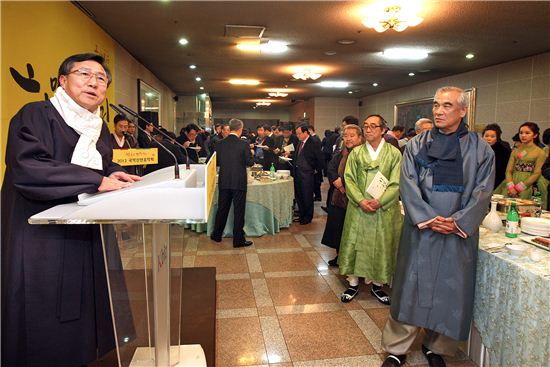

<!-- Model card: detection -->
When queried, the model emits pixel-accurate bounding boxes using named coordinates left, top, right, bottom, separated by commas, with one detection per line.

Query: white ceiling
left=77, top=1, right=550, bottom=109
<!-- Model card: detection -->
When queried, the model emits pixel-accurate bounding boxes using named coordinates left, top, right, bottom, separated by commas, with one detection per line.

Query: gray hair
left=415, top=118, right=433, bottom=132
left=434, top=86, right=468, bottom=108
left=229, top=118, right=244, bottom=131
left=343, top=124, right=363, bottom=137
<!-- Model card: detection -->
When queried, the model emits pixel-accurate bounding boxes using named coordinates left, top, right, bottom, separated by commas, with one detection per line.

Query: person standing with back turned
left=210, top=118, right=255, bottom=247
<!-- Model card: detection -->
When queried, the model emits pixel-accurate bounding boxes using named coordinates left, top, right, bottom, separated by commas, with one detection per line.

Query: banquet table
left=184, top=177, right=294, bottom=237
left=473, top=228, right=550, bottom=367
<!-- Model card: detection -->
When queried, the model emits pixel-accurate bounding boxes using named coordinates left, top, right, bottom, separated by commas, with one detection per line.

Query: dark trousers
left=295, top=172, right=314, bottom=223
left=314, top=171, right=322, bottom=199
left=212, top=189, right=247, bottom=244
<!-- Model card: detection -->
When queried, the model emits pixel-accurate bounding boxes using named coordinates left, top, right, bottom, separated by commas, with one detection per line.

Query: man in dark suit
left=211, top=118, right=255, bottom=247
left=143, top=131, right=185, bottom=175
left=176, top=123, right=207, bottom=163
left=293, top=124, right=324, bottom=224
left=275, top=124, right=299, bottom=170
left=308, top=125, right=324, bottom=201
left=252, top=124, right=276, bottom=170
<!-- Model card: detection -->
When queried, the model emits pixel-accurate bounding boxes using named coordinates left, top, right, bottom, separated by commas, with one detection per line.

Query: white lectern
left=29, top=157, right=217, bottom=367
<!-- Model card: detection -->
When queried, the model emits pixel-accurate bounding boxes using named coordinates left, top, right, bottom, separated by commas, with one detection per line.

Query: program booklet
left=366, top=171, right=389, bottom=200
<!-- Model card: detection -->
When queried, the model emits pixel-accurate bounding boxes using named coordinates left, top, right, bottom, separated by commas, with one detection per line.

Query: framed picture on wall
left=394, top=88, right=476, bottom=131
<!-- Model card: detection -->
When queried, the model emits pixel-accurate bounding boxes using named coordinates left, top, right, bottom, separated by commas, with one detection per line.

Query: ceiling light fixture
left=337, top=39, right=356, bottom=45
left=256, top=101, right=271, bottom=106
left=324, top=51, right=337, bottom=56
left=189, top=64, right=197, bottom=69
left=292, top=68, right=322, bottom=80
left=195, top=77, right=202, bottom=82
left=466, top=53, right=475, bottom=59
left=178, top=38, right=189, bottom=45
left=236, top=40, right=288, bottom=54
left=382, top=48, right=428, bottom=60
left=348, top=91, right=353, bottom=94
left=361, top=2, right=423, bottom=32
left=268, top=91, right=288, bottom=97
left=372, top=83, right=379, bottom=87
left=408, top=72, right=415, bottom=76
left=319, top=81, right=349, bottom=88
left=199, top=86, right=204, bottom=90
left=229, top=79, right=260, bottom=85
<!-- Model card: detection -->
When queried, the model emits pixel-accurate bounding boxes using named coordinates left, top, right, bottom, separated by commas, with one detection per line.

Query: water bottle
left=505, top=202, right=520, bottom=238
left=532, top=192, right=542, bottom=217
left=269, top=163, right=276, bottom=179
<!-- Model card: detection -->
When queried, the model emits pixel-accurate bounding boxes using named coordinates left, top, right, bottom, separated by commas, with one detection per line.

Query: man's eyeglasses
left=364, top=124, right=382, bottom=130
left=68, top=68, right=109, bottom=86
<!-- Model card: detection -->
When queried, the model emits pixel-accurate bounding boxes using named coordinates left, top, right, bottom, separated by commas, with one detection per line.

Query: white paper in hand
left=366, top=171, right=389, bottom=200
left=283, top=144, right=295, bottom=152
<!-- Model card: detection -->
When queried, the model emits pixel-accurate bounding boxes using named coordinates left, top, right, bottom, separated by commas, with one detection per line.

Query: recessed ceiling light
left=189, top=65, right=197, bottom=69
left=348, top=91, right=353, bottom=94
left=324, top=51, right=337, bottom=56
left=261, top=41, right=288, bottom=54
left=319, top=81, right=349, bottom=88
left=382, top=48, right=428, bottom=60
left=466, top=53, right=475, bottom=59
left=199, top=86, right=204, bottom=90
left=178, top=38, right=189, bottom=45
left=195, top=77, right=202, bottom=82
left=408, top=72, right=415, bottom=76
left=372, top=82, right=379, bottom=87
left=229, top=79, right=260, bottom=85
left=337, top=39, right=356, bottom=45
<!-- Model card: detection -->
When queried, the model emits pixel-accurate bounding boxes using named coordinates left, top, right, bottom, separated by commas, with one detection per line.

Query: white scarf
left=50, top=87, right=104, bottom=170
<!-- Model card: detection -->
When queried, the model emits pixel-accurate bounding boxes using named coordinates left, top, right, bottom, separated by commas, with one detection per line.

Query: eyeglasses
left=68, top=68, right=109, bottom=86
left=363, top=124, right=382, bottom=130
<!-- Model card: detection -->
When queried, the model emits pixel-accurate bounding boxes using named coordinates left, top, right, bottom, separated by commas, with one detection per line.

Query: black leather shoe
left=314, top=196, right=322, bottom=201
left=381, top=354, right=406, bottom=366
left=422, top=345, right=446, bottom=367
left=321, top=206, right=328, bottom=213
left=234, top=240, right=253, bottom=248
left=327, top=256, right=338, bottom=266
left=210, top=235, right=221, bottom=243
left=299, top=220, right=311, bottom=225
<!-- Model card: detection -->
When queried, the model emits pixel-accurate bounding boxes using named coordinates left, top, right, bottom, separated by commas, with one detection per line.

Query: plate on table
left=520, top=236, right=550, bottom=252
left=521, top=228, right=550, bottom=237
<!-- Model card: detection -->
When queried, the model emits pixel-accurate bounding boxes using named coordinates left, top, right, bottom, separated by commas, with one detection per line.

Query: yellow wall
left=1, top=1, right=115, bottom=178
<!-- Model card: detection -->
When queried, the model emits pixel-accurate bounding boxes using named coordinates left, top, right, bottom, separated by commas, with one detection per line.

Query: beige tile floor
left=118, top=184, right=477, bottom=367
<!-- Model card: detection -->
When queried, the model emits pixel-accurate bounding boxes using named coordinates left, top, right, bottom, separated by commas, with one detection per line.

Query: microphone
left=110, top=104, right=180, bottom=179
left=122, top=132, right=133, bottom=148
left=118, top=104, right=191, bottom=170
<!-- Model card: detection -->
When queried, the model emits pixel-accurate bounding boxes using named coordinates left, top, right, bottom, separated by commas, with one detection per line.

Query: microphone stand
left=118, top=104, right=191, bottom=170
left=110, top=104, right=180, bottom=179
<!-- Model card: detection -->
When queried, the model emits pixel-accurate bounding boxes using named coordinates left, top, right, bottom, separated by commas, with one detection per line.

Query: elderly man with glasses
left=1, top=53, right=140, bottom=366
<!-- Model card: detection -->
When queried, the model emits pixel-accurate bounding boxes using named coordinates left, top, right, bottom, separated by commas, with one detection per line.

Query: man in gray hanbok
left=381, top=87, right=494, bottom=367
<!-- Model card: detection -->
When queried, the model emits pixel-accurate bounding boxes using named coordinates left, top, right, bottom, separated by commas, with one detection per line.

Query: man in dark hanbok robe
left=1, top=53, right=139, bottom=367
left=380, top=87, right=494, bottom=367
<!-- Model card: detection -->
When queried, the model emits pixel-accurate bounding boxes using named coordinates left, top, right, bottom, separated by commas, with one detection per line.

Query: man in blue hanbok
left=381, top=86, right=495, bottom=367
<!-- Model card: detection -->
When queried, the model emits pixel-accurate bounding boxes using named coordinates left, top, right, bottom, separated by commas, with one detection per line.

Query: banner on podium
left=205, top=153, right=217, bottom=218
left=112, top=148, right=158, bottom=166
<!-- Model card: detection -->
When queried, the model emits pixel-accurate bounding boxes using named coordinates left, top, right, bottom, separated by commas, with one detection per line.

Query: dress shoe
left=422, top=345, right=446, bottom=367
left=321, top=206, right=328, bottom=213
left=234, top=240, right=253, bottom=248
left=293, top=217, right=301, bottom=222
left=381, top=354, right=406, bottom=366
left=210, top=235, right=221, bottom=243
left=299, top=220, right=311, bottom=225
left=314, top=196, right=322, bottom=202
left=327, top=256, right=338, bottom=266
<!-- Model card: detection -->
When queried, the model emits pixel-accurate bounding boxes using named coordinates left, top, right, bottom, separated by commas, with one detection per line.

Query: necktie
left=297, top=141, right=304, bottom=155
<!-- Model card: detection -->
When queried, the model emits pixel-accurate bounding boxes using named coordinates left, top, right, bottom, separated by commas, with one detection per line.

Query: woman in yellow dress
left=503, top=122, right=547, bottom=209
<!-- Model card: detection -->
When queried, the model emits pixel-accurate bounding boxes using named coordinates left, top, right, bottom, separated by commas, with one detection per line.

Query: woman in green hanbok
left=339, top=115, right=403, bottom=305
left=502, top=122, right=547, bottom=210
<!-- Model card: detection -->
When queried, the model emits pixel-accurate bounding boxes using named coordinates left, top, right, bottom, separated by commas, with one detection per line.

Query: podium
left=29, top=158, right=217, bottom=367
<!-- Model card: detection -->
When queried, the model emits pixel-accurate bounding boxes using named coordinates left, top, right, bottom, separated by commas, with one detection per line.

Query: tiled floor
left=118, top=184, right=477, bottom=367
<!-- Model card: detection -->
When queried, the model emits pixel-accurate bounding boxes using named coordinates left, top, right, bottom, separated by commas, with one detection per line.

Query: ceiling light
left=361, top=3, right=423, bottom=32
left=348, top=91, right=353, bottom=94
left=408, top=72, right=415, bottom=76
left=466, top=53, right=475, bottom=59
left=372, top=83, right=379, bottom=87
left=324, top=51, right=337, bottom=56
left=260, top=41, right=288, bottom=54
left=237, top=40, right=288, bottom=54
left=292, top=68, right=322, bottom=80
left=337, top=39, right=356, bottom=45
left=268, top=91, right=288, bottom=97
left=319, top=81, right=349, bottom=88
left=382, top=48, right=428, bottom=60
left=199, top=86, right=204, bottom=90
left=189, top=65, right=197, bottom=69
left=256, top=101, right=271, bottom=106
left=195, top=77, right=202, bottom=82
left=229, top=79, right=260, bottom=85
left=178, top=38, right=189, bottom=45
